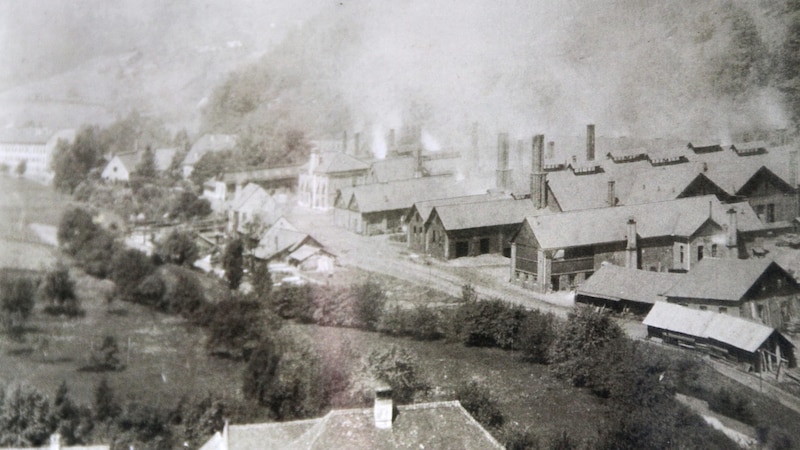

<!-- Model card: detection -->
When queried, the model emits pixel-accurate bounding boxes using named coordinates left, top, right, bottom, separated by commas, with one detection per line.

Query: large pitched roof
left=229, top=183, right=274, bottom=212
left=368, top=157, right=417, bottom=182
left=411, top=192, right=513, bottom=223
left=223, top=164, right=304, bottom=185
left=201, top=401, right=502, bottom=450
left=662, top=258, right=786, bottom=302
left=342, top=176, right=469, bottom=214
left=643, top=302, right=788, bottom=353
left=577, top=263, right=684, bottom=305
left=253, top=222, right=320, bottom=261
left=315, top=152, right=370, bottom=174
left=430, top=197, right=549, bottom=231
left=521, top=195, right=762, bottom=250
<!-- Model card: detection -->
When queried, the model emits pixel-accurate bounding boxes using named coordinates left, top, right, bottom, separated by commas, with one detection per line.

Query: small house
left=575, top=263, right=684, bottom=315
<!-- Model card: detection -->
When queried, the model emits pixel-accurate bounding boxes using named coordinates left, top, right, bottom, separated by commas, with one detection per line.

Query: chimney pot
left=374, top=386, right=394, bottom=429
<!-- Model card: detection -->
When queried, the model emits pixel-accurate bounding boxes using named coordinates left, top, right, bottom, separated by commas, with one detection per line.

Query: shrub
left=378, top=304, right=441, bottom=340
left=156, top=230, right=198, bottom=267
left=271, top=285, right=315, bottom=322
left=133, top=274, right=166, bottom=309
left=93, top=378, right=120, bottom=422
left=517, top=310, right=556, bottom=363
left=367, top=345, right=428, bottom=404
left=205, top=294, right=276, bottom=360
left=0, top=271, right=37, bottom=338
left=353, top=279, right=386, bottom=331
left=454, top=297, right=528, bottom=349
left=707, top=387, right=755, bottom=425
left=222, top=238, right=244, bottom=290
left=500, top=425, right=540, bottom=450
left=455, top=380, right=504, bottom=430
left=111, top=248, right=155, bottom=301
left=86, top=335, right=124, bottom=372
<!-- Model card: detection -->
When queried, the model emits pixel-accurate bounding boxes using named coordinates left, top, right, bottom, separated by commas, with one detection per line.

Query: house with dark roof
left=182, top=134, right=238, bottom=179
left=198, top=393, right=502, bottom=450
left=575, top=263, right=684, bottom=314
left=510, top=195, right=763, bottom=293
left=332, top=175, right=469, bottom=235
left=297, top=152, right=370, bottom=210
left=662, top=258, right=800, bottom=330
left=644, top=302, right=795, bottom=373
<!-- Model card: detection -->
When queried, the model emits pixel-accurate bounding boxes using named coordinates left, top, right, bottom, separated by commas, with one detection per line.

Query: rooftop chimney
left=374, top=386, right=394, bottom=429
left=626, top=217, right=638, bottom=269
left=531, top=134, right=547, bottom=209
left=726, top=208, right=738, bottom=248
left=354, top=132, right=361, bottom=158
left=607, top=180, right=616, bottom=206
left=586, top=124, right=596, bottom=161
left=50, top=434, right=61, bottom=450
left=496, top=133, right=511, bottom=190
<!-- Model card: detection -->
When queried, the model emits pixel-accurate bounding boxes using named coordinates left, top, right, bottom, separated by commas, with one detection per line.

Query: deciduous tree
left=222, top=238, right=244, bottom=290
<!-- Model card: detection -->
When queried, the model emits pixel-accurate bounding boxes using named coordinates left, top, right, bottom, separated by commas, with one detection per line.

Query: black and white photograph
left=1, top=1, right=800, bottom=448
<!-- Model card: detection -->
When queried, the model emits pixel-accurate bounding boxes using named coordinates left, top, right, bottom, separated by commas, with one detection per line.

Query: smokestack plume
left=496, top=133, right=511, bottom=190
left=586, top=124, right=596, bottom=162
left=388, top=129, right=396, bottom=156
left=531, top=134, right=546, bottom=209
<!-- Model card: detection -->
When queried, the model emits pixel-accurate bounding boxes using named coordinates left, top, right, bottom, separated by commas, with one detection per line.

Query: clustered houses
left=297, top=151, right=370, bottom=210
left=510, top=195, right=764, bottom=292
left=0, top=127, right=75, bottom=181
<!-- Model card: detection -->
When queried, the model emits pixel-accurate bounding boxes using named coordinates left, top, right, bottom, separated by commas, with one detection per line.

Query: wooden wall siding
left=426, top=216, right=448, bottom=259
left=748, top=193, right=798, bottom=224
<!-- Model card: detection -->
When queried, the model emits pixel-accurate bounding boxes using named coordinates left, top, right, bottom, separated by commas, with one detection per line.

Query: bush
left=205, top=294, right=276, bottom=360
left=86, top=335, right=125, bottom=372
left=40, top=262, right=82, bottom=317
left=271, top=285, right=315, bottom=322
left=352, top=279, right=386, bottom=331
left=455, top=380, right=504, bottom=430
left=707, top=388, right=755, bottom=425
left=367, top=345, right=428, bottom=404
left=156, top=230, right=198, bottom=267
left=500, top=425, right=540, bottom=450
left=548, top=306, right=623, bottom=386
left=132, top=274, right=166, bottom=309
left=111, top=248, right=155, bottom=300
left=378, top=304, right=441, bottom=340
left=0, top=271, right=37, bottom=337
left=517, top=310, right=556, bottom=363
left=454, top=297, right=528, bottom=349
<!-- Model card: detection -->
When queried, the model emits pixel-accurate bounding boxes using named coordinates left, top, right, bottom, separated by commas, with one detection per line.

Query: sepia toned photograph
left=1, top=1, right=800, bottom=448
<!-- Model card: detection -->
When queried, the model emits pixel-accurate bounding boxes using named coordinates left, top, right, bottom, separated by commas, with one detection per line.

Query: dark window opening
left=455, top=241, right=469, bottom=258
left=479, top=238, right=490, bottom=254
left=697, top=245, right=704, bottom=261
left=766, top=204, right=775, bottom=223
left=711, top=244, right=717, bottom=257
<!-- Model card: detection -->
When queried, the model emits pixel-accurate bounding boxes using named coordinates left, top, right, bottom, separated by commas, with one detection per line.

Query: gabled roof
left=200, top=401, right=502, bottom=450
left=410, top=192, right=513, bottom=223
left=315, top=152, right=369, bottom=174
left=342, top=176, right=468, bottom=214
left=624, top=164, right=722, bottom=205
left=222, top=164, right=304, bottom=185
left=662, top=258, right=791, bottom=302
left=520, top=195, right=762, bottom=250
left=577, top=264, right=684, bottom=305
left=367, top=157, right=417, bottom=182
left=183, top=134, right=237, bottom=166
left=644, top=302, right=789, bottom=353
left=253, top=223, right=321, bottom=261
left=229, top=183, right=274, bottom=212
left=429, top=197, right=549, bottom=231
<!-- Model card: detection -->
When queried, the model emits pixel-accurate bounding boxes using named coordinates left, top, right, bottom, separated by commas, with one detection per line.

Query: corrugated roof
left=431, top=197, right=549, bottom=231
left=643, top=302, right=783, bottom=353
left=522, top=195, right=762, bottom=250
left=577, top=264, right=684, bottom=305
left=662, top=258, right=782, bottom=302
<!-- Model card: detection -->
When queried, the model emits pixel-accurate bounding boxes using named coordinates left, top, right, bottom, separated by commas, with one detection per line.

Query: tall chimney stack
left=414, top=145, right=423, bottom=178
left=531, top=134, right=547, bottom=209
left=496, top=133, right=511, bottom=190
left=586, top=124, right=596, bottom=162
left=342, top=131, right=348, bottom=154
left=547, top=141, right=555, bottom=159
left=625, top=217, right=638, bottom=269
left=726, top=208, right=738, bottom=248
left=388, top=129, right=396, bottom=156
left=607, top=180, right=616, bottom=206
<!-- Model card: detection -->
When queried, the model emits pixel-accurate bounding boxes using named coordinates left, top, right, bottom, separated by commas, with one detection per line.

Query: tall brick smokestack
left=607, top=180, right=616, bottom=206
left=530, top=134, right=547, bottom=209
left=342, top=131, right=348, bottom=154
left=626, top=217, right=638, bottom=269
left=586, top=124, right=596, bottom=161
left=354, top=132, right=361, bottom=158
left=547, top=141, right=555, bottom=159
left=496, top=133, right=511, bottom=190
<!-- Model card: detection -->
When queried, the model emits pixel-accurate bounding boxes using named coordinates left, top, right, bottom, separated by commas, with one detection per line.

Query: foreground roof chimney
left=726, top=207, right=738, bottom=248
left=586, top=124, right=596, bottom=162
left=626, top=217, right=638, bottom=269
left=374, top=385, right=394, bottom=429
left=607, top=180, right=616, bottom=206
